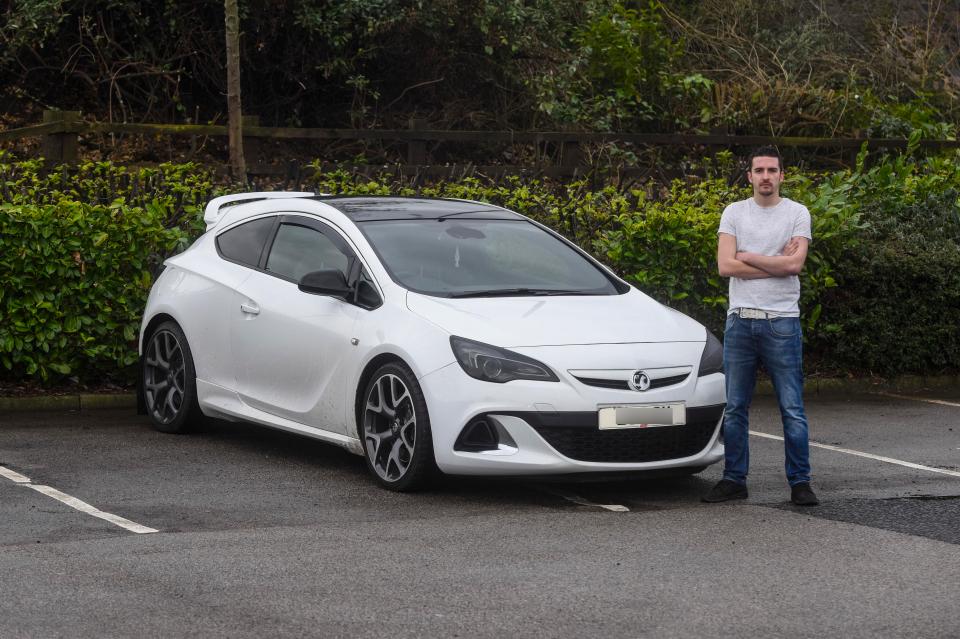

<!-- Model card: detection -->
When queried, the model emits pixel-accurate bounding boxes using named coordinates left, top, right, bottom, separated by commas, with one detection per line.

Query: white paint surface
left=540, top=487, right=630, bottom=512
left=0, top=466, right=31, bottom=483
left=1, top=464, right=158, bottom=534
left=25, top=485, right=159, bottom=534
left=876, top=392, right=960, bottom=408
left=750, top=431, right=960, bottom=479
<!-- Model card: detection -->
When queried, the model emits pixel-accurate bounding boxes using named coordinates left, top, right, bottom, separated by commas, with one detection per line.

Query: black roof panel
left=317, top=196, right=522, bottom=222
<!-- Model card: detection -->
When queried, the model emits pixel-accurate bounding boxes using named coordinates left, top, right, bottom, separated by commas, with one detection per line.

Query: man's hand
left=782, top=238, right=801, bottom=256
left=737, top=239, right=799, bottom=263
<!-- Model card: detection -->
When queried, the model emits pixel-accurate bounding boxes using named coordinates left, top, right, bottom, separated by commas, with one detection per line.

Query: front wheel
left=361, top=362, right=436, bottom=491
left=142, top=321, right=203, bottom=433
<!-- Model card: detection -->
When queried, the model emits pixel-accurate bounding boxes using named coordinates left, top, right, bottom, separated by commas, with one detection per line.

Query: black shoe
left=702, top=479, right=748, bottom=503
left=791, top=482, right=819, bottom=506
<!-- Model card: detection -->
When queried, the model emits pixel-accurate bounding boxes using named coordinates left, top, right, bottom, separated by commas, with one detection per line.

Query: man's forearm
left=737, top=252, right=803, bottom=277
left=718, top=257, right=774, bottom=279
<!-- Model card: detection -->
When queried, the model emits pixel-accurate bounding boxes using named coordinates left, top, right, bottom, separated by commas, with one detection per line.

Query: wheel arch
left=140, top=313, right=179, bottom=354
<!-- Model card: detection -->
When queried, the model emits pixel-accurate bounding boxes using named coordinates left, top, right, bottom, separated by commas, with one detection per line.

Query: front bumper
left=420, top=358, right=726, bottom=476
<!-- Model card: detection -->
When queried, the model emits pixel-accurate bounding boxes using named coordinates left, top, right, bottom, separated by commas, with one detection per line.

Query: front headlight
left=698, top=329, right=723, bottom=377
left=450, top=336, right=559, bottom=383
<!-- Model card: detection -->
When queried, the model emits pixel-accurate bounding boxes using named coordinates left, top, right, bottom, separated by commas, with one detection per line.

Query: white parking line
left=0, top=466, right=31, bottom=483
left=0, top=465, right=158, bottom=534
left=875, top=392, right=960, bottom=408
left=750, top=431, right=960, bottom=478
left=538, top=487, right=630, bottom=512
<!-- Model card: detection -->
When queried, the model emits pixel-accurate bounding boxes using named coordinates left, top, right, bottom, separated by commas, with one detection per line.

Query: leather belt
left=733, top=307, right=780, bottom=319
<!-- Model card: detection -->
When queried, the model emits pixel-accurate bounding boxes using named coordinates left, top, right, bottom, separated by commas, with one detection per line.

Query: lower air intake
left=532, top=419, right=718, bottom=463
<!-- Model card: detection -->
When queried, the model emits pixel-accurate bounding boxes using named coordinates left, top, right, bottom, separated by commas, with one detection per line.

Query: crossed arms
left=717, top=233, right=808, bottom=279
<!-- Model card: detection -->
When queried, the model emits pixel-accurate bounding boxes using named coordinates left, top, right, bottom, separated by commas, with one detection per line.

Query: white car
left=139, top=193, right=726, bottom=490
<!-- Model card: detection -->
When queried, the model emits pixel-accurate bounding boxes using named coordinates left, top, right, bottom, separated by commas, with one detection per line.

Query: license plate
left=597, top=403, right=686, bottom=430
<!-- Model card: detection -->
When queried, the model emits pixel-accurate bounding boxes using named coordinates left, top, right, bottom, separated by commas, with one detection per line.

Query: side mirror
left=298, top=270, right=352, bottom=297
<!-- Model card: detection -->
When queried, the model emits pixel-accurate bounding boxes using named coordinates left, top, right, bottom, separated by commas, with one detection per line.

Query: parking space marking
left=536, top=487, right=630, bottom=512
left=26, top=485, right=159, bottom=534
left=875, top=393, right=960, bottom=408
left=750, top=431, right=960, bottom=478
left=1, top=465, right=158, bottom=534
left=0, top=466, right=31, bottom=483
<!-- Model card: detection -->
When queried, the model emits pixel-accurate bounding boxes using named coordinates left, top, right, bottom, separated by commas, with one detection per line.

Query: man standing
left=703, top=146, right=819, bottom=506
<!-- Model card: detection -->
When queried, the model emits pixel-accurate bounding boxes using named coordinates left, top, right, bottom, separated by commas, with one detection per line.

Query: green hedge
left=820, top=190, right=960, bottom=374
left=0, top=157, right=214, bottom=380
left=1, top=150, right=959, bottom=382
left=0, top=201, right=187, bottom=379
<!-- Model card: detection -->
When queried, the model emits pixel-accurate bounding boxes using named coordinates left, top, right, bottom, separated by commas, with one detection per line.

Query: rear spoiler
left=203, top=192, right=315, bottom=230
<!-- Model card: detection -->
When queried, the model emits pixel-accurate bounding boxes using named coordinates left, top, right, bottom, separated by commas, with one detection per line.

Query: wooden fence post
left=407, top=118, right=428, bottom=165
left=41, top=110, right=81, bottom=165
left=560, top=130, right=582, bottom=170
left=242, top=115, right=261, bottom=168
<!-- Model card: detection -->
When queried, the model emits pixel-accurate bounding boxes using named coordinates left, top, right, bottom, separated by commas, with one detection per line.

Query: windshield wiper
left=436, top=209, right=501, bottom=221
left=448, top=288, right=596, bottom=298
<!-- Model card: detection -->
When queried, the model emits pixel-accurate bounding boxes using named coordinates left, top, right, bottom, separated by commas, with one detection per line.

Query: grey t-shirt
left=717, top=197, right=812, bottom=316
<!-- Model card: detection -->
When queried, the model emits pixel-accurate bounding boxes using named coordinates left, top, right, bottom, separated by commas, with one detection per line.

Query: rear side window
left=216, top=217, right=275, bottom=267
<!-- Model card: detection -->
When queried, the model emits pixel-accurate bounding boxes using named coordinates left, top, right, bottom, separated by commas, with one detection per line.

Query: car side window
left=216, top=217, right=276, bottom=267
left=265, top=222, right=350, bottom=283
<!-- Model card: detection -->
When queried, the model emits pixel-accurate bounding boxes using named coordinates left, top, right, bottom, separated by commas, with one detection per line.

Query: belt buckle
left=739, top=308, right=765, bottom=319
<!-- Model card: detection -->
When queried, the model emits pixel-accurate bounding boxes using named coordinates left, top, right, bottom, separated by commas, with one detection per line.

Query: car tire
left=360, top=362, right=436, bottom=491
left=142, top=321, right=203, bottom=434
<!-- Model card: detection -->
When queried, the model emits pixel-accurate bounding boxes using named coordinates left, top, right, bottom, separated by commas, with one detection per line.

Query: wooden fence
left=2, top=110, right=959, bottom=177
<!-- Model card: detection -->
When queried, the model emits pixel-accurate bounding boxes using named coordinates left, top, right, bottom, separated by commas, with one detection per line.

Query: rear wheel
left=142, top=321, right=203, bottom=433
left=361, top=362, right=436, bottom=491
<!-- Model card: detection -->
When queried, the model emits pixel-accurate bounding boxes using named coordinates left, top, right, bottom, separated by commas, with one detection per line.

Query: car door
left=229, top=215, right=368, bottom=434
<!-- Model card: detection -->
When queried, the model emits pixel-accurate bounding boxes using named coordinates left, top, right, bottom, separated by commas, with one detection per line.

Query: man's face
left=747, top=155, right=784, bottom=198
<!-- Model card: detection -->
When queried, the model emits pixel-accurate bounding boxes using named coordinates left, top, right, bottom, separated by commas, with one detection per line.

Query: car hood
left=405, top=289, right=706, bottom=347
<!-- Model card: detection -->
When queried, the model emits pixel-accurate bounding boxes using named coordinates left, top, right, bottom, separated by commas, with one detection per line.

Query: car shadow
left=190, top=417, right=714, bottom=511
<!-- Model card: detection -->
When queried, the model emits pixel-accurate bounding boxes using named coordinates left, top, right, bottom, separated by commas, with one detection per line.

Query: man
left=703, top=146, right=819, bottom=506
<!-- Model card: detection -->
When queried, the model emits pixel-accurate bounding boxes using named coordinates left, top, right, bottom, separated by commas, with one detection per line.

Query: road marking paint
left=540, top=488, right=630, bottom=512
left=875, top=392, right=960, bottom=408
left=1, top=464, right=158, bottom=534
left=750, top=431, right=960, bottom=478
left=0, top=466, right=31, bottom=483
left=24, top=485, right=159, bottom=534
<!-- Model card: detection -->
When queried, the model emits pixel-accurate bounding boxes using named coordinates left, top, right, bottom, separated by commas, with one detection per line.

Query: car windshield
left=359, top=219, right=621, bottom=297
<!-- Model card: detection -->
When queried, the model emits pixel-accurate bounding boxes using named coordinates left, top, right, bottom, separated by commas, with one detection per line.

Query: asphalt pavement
left=1, top=390, right=958, bottom=638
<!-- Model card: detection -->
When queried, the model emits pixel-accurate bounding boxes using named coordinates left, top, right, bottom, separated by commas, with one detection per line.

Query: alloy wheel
left=363, top=373, right=417, bottom=482
left=143, top=329, right=187, bottom=425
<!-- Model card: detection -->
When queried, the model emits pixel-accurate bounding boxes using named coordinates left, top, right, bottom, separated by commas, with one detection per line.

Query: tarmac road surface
left=1, top=390, right=958, bottom=638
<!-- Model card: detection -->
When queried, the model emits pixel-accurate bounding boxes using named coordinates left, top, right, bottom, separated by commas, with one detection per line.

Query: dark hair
left=747, top=145, right=783, bottom=171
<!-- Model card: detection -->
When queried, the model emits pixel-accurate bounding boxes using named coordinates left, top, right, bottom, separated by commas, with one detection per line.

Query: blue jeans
left=721, top=313, right=811, bottom=486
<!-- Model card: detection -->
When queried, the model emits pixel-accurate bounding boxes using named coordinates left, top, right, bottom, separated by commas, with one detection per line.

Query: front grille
left=573, top=373, right=689, bottom=391
left=574, top=377, right=629, bottom=390
left=531, top=419, right=718, bottom=463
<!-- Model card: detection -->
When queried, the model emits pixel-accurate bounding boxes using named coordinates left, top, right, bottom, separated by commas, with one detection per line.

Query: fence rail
left=3, top=110, right=959, bottom=175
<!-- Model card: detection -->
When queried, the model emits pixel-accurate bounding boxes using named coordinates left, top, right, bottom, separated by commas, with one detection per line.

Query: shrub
left=817, top=189, right=960, bottom=375
left=0, top=156, right=215, bottom=380
left=2, top=150, right=959, bottom=383
left=0, top=201, right=190, bottom=380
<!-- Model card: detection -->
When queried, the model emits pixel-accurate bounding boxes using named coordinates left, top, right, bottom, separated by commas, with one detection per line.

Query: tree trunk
left=224, top=0, right=245, bottom=181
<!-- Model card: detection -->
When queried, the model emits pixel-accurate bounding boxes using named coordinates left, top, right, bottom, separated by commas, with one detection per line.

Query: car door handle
left=240, top=302, right=260, bottom=315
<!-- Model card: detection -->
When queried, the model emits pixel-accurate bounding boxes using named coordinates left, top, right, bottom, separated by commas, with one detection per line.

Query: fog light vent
left=455, top=418, right=500, bottom=452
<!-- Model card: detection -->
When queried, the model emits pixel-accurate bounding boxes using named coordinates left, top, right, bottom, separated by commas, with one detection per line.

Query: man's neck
left=752, top=194, right=782, bottom=208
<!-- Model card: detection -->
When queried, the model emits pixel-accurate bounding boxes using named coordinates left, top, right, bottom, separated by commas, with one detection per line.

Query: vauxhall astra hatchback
left=139, top=193, right=726, bottom=490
